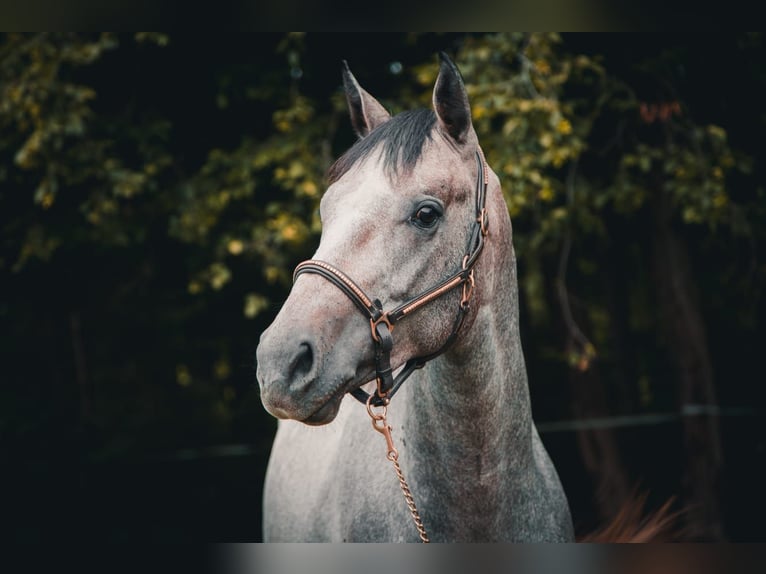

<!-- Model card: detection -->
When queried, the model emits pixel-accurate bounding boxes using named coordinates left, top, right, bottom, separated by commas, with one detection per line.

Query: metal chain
left=388, top=454, right=430, bottom=543
left=366, top=396, right=430, bottom=543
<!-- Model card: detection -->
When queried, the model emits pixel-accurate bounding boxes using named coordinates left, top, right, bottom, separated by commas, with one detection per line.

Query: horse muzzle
left=256, top=312, right=371, bottom=425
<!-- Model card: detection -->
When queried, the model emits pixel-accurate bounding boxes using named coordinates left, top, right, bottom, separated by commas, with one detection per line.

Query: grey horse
left=256, top=53, right=574, bottom=542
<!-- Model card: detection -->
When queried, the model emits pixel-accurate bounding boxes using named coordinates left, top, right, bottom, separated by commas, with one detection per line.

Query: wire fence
left=536, top=405, right=760, bottom=434
left=151, top=405, right=762, bottom=461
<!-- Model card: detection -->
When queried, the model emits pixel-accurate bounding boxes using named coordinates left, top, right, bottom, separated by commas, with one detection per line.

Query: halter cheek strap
left=293, top=149, right=489, bottom=407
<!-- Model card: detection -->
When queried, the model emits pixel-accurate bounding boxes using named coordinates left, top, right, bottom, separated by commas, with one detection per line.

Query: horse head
left=257, top=53, right=506, bottom=425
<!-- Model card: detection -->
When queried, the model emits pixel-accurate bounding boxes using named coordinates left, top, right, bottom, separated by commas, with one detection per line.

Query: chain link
left=366, top=395, right=430, bottom=543
left=388, top=454, right=430, bottom=543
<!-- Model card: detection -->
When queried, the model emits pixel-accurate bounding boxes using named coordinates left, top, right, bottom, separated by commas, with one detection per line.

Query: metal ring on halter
left=366, top=394, right=388, bottom=419
left=370, top=314, right=394, bottom=343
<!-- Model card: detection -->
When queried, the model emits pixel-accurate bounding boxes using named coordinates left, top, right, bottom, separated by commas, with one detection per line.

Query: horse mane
left=578, top=492, right=683, bottom=543
left=327, top=108, right=436, bottom=184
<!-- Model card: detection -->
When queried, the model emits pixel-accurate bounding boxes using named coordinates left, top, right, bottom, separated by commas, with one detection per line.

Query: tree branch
left=555, top=158, right=596, bottom=369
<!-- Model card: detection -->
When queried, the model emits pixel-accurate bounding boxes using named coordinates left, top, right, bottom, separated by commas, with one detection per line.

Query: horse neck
left=389, top=182, right=574, bottom=542
left=403, top=214, right=534, bottom=479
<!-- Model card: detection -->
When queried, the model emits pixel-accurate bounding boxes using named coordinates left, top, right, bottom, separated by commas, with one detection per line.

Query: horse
left=255, top=52, right=576, bottom=542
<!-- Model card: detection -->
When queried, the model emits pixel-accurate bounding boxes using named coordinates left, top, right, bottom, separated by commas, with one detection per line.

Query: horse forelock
left=327, top=108, right=436, bottom=185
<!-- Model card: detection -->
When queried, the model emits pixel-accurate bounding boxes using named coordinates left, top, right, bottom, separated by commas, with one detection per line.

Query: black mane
left=327, top=108, right=436, bottom=184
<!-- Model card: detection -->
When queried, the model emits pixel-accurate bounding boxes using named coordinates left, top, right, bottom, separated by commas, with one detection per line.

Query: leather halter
left=293, top=150, right=489, bottom=407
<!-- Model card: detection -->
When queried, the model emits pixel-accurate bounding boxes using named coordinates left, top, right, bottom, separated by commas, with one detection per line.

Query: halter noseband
left=293, top=150, right=489, bottom=407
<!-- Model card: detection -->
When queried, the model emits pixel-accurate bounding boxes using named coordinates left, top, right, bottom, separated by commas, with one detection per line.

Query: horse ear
left=342, top=60, right=391, bottom=138
left=432, top=52, right=473, bottom=144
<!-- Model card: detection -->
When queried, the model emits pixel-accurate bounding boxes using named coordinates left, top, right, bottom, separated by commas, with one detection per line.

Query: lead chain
left=366, top=396, right=430, bottom=543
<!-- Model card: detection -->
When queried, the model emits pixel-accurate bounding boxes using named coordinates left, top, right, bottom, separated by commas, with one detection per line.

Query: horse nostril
left=288, top=341, right=315, bottom=384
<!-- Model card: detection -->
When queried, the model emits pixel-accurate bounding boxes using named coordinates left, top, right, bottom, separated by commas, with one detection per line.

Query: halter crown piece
left=293, top=149, right=489, bottom=407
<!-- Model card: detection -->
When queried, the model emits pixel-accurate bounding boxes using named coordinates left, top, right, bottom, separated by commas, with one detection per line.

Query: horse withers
left=256, top=53, right=574, bottom=542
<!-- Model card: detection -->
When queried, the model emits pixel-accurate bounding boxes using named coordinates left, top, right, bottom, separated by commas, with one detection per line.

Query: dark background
left=2, top=33, right=764, bottom=541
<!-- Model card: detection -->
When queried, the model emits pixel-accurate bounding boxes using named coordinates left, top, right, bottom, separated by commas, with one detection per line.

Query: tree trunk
left=652, top=191, right=724, bottom=540
left=556, top=158, right=632, bottom=525
left=569, top=360, right=632, bottom=522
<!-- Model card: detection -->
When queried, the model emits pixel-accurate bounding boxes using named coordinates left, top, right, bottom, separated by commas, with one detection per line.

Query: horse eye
left=411, top=205, right=441, bottom=229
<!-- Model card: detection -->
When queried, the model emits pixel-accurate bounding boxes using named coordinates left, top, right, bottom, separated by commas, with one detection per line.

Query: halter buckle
left=477, top=208, right=489, bottom=237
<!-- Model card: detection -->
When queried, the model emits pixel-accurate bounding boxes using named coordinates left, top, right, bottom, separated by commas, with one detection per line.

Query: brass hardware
left=477, top=207, right=489, bottom=236
left=370, top=314, right=394, bottom=343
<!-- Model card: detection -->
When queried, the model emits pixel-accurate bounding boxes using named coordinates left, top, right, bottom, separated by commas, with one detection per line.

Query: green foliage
left=451, top=34, right=588, bottom=217
left=0, top=33, right=176, bottom=268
